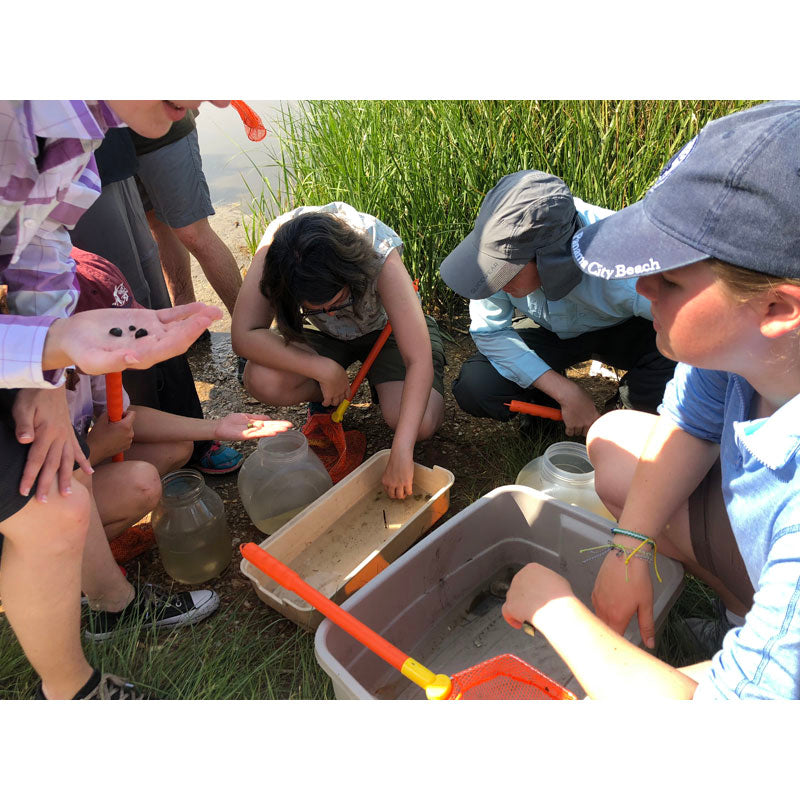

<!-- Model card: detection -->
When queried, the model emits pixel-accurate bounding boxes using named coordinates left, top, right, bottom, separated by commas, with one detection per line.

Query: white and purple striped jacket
left=0, top=100, right=122, bottom=388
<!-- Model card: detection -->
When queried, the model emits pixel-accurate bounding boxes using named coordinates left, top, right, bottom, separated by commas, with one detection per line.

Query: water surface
left=194, top=100, right=298, bottom=212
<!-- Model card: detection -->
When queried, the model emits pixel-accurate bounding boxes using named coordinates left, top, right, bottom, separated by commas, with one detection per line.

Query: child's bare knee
left=127, top=461, right=163, bottom=511
left=586, top=410, right=625, bottom=461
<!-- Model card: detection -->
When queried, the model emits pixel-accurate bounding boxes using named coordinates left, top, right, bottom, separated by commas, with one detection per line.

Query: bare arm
left=376, top=251, right=434, bottom=496
left=129, top=405, right=292, bottom=443
left=503, top=563, right=699, bottom=699
left=532, top=369, right=599, bottom=436
left=230, top=245, right=341, bottom=388
left=592, top=415, right=719, bottom=646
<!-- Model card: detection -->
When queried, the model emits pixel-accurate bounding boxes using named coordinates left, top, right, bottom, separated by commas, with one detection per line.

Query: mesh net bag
left=109, top=522, right=156, bottom=565
left=448, top=654, right=576, bottom=700
left=302, top=413, right=366, bottom=484
left=231, top=101, right=267, bottom=142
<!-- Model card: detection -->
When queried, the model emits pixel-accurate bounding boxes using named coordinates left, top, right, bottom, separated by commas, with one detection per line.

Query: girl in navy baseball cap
left=502, top=101, right=800, bottom=699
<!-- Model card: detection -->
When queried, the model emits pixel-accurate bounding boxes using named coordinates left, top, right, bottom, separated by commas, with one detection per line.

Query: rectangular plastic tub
left=240, top=449, right=454, bottom=630
left=314, top=485, right=685, bottom=699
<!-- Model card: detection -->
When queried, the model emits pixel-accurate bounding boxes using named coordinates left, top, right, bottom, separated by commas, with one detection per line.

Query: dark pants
left=452, top=316, right=676, bottom=421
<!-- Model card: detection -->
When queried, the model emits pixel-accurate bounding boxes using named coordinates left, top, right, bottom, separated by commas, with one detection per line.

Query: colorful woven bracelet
left=579, top=540, right=663, bottom=583
left=612, top=527, right=654, bottom=546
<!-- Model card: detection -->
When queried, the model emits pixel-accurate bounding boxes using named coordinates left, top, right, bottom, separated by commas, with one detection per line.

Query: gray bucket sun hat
left=440, top=170, right=582, bottom=301
left=571, top=100, right=800, bottom=283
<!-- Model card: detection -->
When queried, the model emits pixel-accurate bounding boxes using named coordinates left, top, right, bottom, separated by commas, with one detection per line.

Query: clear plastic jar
left=151, top=469, right=232, bottom=584
left=516, top=441, right=615, bottom=521
left=237, top=429, right=333, bottom=535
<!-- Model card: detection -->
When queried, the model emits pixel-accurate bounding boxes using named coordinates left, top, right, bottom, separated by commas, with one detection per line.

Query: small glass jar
left=151, top=469, right=232, bottom=584
left=516, top=441, right=615, bottom=521
left=237, top=429, right=333, bottom=535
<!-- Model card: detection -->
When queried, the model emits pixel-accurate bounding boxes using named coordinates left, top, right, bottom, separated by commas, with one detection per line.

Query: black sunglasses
left=301, top=296, right=355, bottom=317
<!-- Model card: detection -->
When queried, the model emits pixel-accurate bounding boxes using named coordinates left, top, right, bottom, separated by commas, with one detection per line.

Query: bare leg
left=73, top=472, right=136, bottom=612
left=90, top=459, right=164, bottom=541
left=374, top=381, right=445, bottom=440
left=587, top=410, right=749, bottom=616
left=125, top=439, right=193, bottom=477
left=242, top=350, right=323, bottom=407
left=146, top=210, right=195, bottom=307
left=172, top=217, right=242, bottom=316
left=0, top=478, right=94, bottom=699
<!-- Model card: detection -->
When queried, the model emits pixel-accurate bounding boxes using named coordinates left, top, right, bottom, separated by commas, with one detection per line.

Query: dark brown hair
left=260, top=212, right=379, bottom=343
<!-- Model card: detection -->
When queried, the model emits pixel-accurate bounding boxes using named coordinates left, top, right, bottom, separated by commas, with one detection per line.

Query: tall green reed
left=244, top=100, right=757, bottom=320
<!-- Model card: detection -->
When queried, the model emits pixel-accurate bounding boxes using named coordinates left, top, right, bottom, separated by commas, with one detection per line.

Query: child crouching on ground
left=67, top=371, right=290, bottom=542
left=232, top=202, right=445, bottom=499
left=503, top=101, right=800, bottom=699
left=71, top=249, right=291, bottom=543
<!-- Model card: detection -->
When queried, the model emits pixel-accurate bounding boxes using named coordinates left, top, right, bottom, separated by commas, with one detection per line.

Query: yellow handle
left=400, top=657, right=453, bottom=700
left=330, top=398, right=350, bottom=424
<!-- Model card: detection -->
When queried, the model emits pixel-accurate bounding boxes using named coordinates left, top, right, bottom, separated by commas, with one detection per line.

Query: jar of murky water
left=516, top=441, right=615, bottom=521
left=152, top=469, right=232, bottom=583
left=238, top=429, right=333, bottom=535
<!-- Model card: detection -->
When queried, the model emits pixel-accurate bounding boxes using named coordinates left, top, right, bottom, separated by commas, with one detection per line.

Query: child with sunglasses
left=502, top=101, right=800, bottom=699
left=232, top=202, right=445, bottom=499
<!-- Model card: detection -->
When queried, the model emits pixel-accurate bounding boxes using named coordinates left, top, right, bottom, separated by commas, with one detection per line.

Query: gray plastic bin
left=314, top=485, right=684, bottom=699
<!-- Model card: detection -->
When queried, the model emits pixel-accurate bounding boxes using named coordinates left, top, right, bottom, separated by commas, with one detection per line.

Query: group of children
left=1, top=98, right=798, bottom=699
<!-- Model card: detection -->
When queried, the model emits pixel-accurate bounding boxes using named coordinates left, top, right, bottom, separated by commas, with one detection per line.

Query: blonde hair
left=709, top=259, right=800, bottom=304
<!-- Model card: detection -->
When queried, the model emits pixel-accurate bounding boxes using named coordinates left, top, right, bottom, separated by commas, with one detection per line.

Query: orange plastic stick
left=349, top=322, right=392, bottom=402
left=240, top=543, right=409, bottom=673
left=505, top=400, right=563, bottom=421
left=231, top=100, right=267, bottom=142
left=105, top=372, right=125, bottom=462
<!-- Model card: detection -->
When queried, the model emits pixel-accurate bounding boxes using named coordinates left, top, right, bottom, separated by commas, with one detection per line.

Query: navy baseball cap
left=440, top=170, right=582, bottom=300
left=571, top=101, right=800, bottom=282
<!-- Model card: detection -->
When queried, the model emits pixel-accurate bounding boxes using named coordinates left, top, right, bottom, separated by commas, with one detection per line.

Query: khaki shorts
left=302, top=315, right=446, bottom=400
left=688, top=459, right=755, bottom=610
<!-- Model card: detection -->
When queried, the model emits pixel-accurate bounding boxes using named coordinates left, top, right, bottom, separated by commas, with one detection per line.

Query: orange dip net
left=302, top=412, right=366, bottom=484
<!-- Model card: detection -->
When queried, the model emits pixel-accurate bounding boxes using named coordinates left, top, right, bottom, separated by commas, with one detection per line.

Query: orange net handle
left=240, top=543, right=409, bottom=672
left=331, top=321, right=392, bottom=423
left=105, top=372, right=124, bottom=463
left=506, top=400, right=563, bottom=421
left=231, top=100, right=267, bottom=142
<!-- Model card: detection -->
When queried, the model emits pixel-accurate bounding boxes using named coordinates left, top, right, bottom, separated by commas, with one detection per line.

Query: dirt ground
left=127, top=203, right=622, bottom=611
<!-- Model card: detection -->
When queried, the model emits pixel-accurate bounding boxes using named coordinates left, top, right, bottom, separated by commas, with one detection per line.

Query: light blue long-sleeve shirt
left=468, top=198, right=652, bottom=388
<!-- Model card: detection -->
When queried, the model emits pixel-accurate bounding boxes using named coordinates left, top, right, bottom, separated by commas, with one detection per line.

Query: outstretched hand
left=212, top=413, right=293, bottom=441
left=43, top=303, right=223, bottom=375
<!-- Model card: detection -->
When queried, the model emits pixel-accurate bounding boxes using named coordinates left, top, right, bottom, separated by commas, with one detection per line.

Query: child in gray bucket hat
left=503, top=100, right=800, bottom=699
left=440, top=170, right=676, bottom=437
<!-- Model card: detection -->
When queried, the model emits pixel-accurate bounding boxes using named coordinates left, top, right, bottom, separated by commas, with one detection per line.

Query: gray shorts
left=135, top=129, right=215, bottom=229
left=688, top=459, right=755, bottom=610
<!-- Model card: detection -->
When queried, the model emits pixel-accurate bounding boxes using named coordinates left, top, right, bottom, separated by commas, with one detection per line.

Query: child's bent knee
left=129, top=462, right=163, bottom=509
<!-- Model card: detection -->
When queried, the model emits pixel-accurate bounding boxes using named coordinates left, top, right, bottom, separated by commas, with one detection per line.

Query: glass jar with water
left=516, top=441, right=615, bottom=521
left=237, top=429, right=333, bottom=535
left=151, top=469, right=232, bottom=583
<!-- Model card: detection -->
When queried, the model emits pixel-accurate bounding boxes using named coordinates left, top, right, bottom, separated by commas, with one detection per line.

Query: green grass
left=0, top=599, right=333, bottom=700
left=242, top=100, right=759, bottom=320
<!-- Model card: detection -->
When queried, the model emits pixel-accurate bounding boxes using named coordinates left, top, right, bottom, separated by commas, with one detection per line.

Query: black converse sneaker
left=84, top=584, right=220, bottom=642
left=35, top=669, right=147, bottom=700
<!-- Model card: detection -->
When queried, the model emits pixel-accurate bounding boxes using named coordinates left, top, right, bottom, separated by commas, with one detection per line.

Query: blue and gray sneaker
left=196, top=442, right=243, bottom=475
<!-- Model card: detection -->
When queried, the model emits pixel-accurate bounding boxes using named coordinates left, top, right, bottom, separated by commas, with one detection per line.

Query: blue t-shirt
left=660, top=363, right=800, bottom=699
